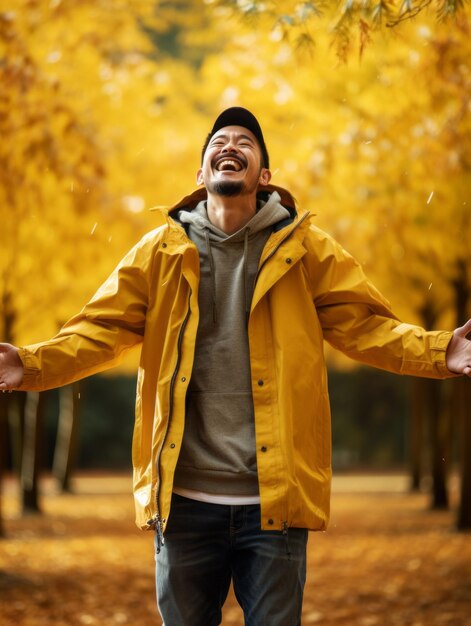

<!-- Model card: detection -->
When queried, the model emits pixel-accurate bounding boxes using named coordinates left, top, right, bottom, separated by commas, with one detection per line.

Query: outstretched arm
left=446, top=320, right=471, bottom=377
left=0, top=229, right=162, bottom=393
left=304, top=226, right=471, bottom=379
left=0, top=343, right=24, bottom=391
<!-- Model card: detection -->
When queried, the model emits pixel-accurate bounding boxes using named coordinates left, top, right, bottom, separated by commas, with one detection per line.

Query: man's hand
left=0, top=343, right=24, bottom=391
left=446, top=320, right=471, bottom=377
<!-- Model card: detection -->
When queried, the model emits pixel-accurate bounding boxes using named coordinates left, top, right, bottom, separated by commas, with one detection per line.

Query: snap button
left=170, top=443, right=176, bottom=449
left=162, top=243, right=167, bottom=248
left=268, top=518, right=274, bottom=525
left=261, top=446, right=267, bottom=452
left=181, top=377, right=186, bottom=382
left=257, top=379, right=264, bottom=386
left=285, top=258, right=292, bottom=264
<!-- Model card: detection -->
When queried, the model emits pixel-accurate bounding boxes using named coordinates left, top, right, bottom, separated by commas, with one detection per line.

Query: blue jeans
left=155, top=494, right=308, bottom=626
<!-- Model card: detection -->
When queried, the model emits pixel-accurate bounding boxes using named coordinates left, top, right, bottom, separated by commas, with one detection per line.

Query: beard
left=208, top=179, right=245, bottom=196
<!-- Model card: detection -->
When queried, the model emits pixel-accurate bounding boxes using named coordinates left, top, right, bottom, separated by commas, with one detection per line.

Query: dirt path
left=1, top=474, right=470, bottom=625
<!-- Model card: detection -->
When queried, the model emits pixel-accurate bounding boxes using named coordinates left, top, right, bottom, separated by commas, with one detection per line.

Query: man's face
left=197, top=125, right=271, bottom=197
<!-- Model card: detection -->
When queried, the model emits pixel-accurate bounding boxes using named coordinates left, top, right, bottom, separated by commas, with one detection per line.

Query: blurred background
left=0, top=0, right=471, bottom=626
left=0, top=1, right=470, bottom=624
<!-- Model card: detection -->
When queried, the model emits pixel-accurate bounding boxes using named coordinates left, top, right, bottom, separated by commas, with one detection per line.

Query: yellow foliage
left=1, top=0, right=469, bottom=373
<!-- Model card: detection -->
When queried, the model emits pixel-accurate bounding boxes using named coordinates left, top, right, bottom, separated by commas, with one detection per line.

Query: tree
left=20, top=391, right=47, bottom=513
left=303, top=15, right=471, bottom=520
left=52, top=383, right=80, bottom=492
left=0, top=0, right=215, bottom=526
left=0, top=394, right=9, bottom=537
left=1, top=0, right=469, bottom=531
left=0, top=0, right=160, bottom=525
left=218, top=0, right=471, bottom=60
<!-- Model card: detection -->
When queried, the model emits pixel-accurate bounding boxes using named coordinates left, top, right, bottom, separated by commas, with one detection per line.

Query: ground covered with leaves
left=1, top=474, right=470, bottom=626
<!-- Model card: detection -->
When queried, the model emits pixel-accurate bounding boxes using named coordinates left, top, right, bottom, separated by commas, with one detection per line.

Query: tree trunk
left=453, top=260, right=470, bottom=530
left=427, top=380, right=450, bottom=509
left=53, top=383, right=80, bottom=492
left=409, top=378, right=424, bottom=491
left=418, top=300, right=449, bottom=508
left=457, top=378, right=471, bottom=529
left=0, top=394, right=10, bottom=538
left=8, top=391, right=26, bottom=478
left=21, top=392, right=46, bottom=515
left=1, top=291, right=16, bottom=535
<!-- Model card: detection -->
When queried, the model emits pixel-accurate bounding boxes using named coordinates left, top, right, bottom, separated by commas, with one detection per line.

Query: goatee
left=210, top=180, right=244, bottom=196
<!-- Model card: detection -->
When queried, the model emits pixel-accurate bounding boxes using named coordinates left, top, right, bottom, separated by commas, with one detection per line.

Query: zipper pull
left=146, top=514, right=166, bottom=553
left=155, top=516, right=165, bottom=554
left=282, top=521, right=291, bottom=560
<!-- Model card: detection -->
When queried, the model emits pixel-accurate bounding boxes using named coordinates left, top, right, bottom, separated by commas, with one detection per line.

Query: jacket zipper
left=148, top=288, right=192, bottom=553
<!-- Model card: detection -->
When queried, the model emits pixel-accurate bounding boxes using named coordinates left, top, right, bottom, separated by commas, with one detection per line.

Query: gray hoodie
left=173, top=191, right=290, bottom=496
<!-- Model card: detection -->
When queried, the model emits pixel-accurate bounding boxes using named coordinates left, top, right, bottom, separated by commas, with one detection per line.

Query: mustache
left=213, top=153, right=247, bottom=168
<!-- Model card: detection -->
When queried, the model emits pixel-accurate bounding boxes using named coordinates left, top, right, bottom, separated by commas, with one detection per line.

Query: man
left=1, top=107, right=471, bottom=625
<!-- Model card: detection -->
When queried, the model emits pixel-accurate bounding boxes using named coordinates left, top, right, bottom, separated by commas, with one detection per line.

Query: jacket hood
left=165, top=183, right=298, bottom=220
left=177, top=190, right=291, bottom=243
left=174, top=189, right=292, bottom=325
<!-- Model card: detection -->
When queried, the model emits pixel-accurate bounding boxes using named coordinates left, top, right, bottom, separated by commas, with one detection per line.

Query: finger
left=464, top=366, right=471, bottom=377
left=455, top=319, right=471, bottom=338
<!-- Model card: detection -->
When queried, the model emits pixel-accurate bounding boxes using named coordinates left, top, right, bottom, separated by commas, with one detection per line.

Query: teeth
left=217, top=159, right=242, bottom=172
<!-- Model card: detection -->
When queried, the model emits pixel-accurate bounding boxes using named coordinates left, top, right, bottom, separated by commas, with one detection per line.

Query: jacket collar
left=153, top=184, right=310, bottom=253
left=166, top=184, right=298, bottom=223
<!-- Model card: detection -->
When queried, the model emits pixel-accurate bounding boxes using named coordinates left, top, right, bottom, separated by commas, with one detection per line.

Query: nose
left=221, top=141, right=238, bottom=154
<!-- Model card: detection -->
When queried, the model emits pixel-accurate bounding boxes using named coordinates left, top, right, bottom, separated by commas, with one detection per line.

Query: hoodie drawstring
left=204, top=228, right=218, bottom=324
left=243, top=227, right=250, bottom=325
left=205, top=226, right=251, bottom=327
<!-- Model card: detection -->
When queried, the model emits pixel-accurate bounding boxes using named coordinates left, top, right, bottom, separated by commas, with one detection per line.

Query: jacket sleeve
left=304, top=225, right=453, bottom=379
left=17, top=229, right=162, bottom=391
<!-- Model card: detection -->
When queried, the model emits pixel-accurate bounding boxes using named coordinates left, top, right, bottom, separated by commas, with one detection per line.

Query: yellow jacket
left=18, top=185, right=453, bottom=536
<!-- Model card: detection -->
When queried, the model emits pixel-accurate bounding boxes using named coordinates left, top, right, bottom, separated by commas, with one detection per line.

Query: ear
left=196, top=168, right=204, bottom=186
left=259, top=168, right=272, bottom=186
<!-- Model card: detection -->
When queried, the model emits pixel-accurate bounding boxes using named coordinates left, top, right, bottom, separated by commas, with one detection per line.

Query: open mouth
left=214, top=156, right=245, bottom=172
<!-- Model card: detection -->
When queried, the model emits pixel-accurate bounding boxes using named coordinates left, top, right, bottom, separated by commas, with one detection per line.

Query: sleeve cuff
left=17, top=347, right=42, bottom=389
left=431, top=331, right=458, bottom=378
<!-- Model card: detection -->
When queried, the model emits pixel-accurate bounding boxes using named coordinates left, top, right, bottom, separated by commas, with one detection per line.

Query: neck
left=206, top=192, right=257, bottom=235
